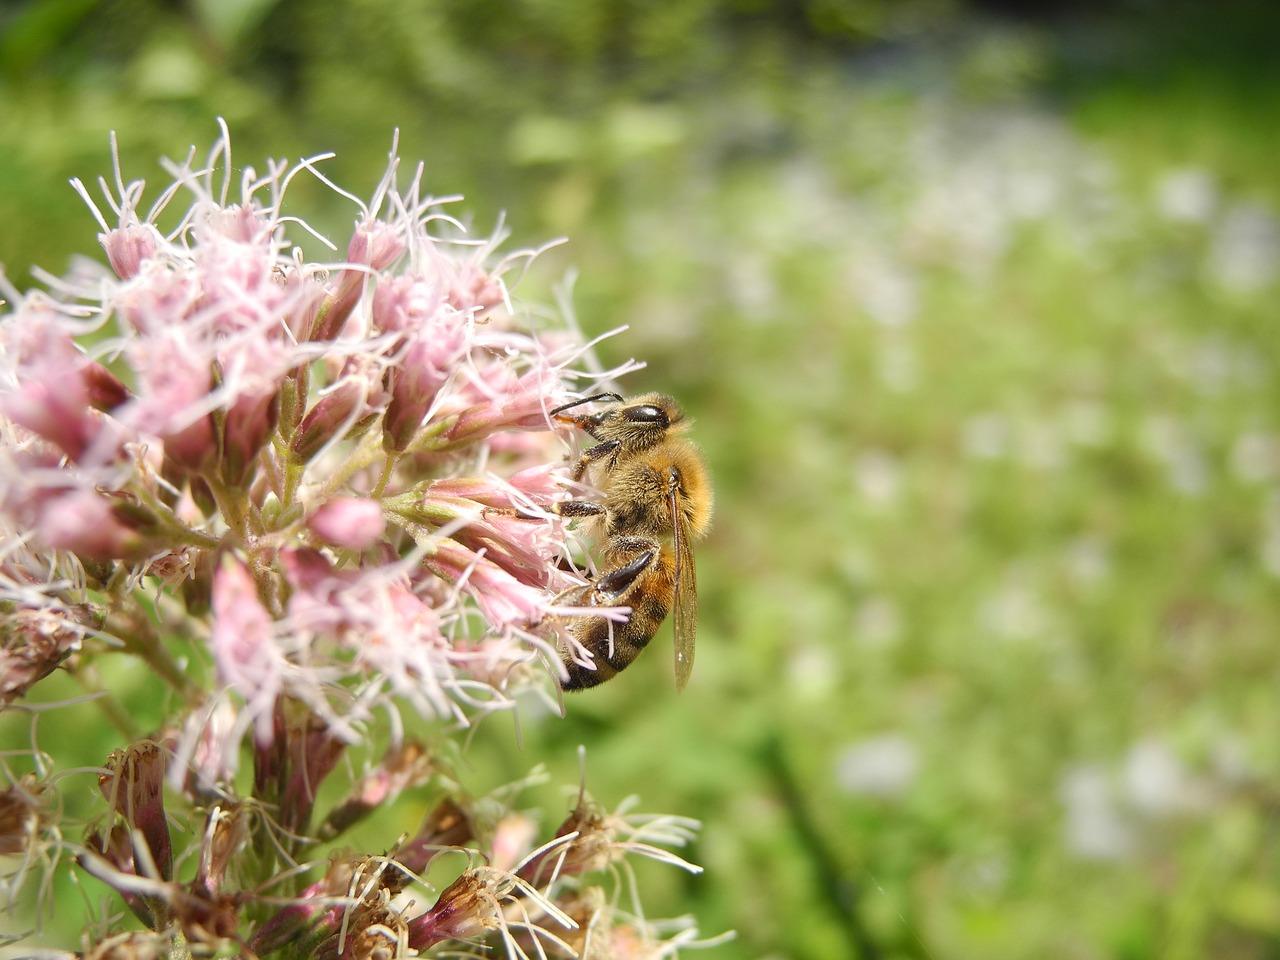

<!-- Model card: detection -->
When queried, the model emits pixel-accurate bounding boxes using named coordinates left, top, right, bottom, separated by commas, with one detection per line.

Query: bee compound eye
left=626, top=405, right=668, bottom=425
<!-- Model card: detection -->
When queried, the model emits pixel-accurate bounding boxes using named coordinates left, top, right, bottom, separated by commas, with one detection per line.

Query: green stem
left=72, top=663, right=140, bottom=741
left=372, top=453, right=397, bottom=498
left=317, top=429, right=385, bottom=501
left=762, top=733, right=882, bottom=960
left=205, top=476, right=265, bottom=540
left=126, top=479, right=222, bottom=551
left=104, top=604, right=203, bottom=702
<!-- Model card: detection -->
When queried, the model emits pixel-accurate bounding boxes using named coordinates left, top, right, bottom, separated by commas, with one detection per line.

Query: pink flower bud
left=465, top=464, right=565, bottom=504
left=210, top=556, right=284, bottom=745
left=0, top=329, right=121, bottom=463
left=220, top=387, right=279, bottom=487
left=306, top=497, right=386, bottom=550
left=349, top=218, right=405, bottom=272
left=291, top=377, right=368, bottom=463
left=318, top=740, right=433, bottom=842
left=381, top=338, right=456, bottom=453
left=35, top=489, right=147, bottom=561
left=406, top=871, right=504, bottom=946
left=2, top=378, right=99, bottom=462
left=102, top=223, right=158, bottom=279
left=491, top=813, right=537, bottom=872
left=82, top=359, right=132, bottom=412
left=98, top=741, right=173, bottom=882
left=252, top=700, right=345, bottom=839
left=443, top=365, right=563, bottom=447
left=424, top=539, right=547, bottom=627
left=307, top=221, right=405, bottom=343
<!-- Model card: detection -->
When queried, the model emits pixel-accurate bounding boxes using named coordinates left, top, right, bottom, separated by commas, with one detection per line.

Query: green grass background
left=3, top=1, right=1280, bottom=956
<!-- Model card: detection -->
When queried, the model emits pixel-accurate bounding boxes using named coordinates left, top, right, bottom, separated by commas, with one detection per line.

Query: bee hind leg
left=554, top=537, right=664, bottom=690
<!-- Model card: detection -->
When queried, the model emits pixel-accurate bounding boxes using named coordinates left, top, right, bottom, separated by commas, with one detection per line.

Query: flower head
left=0, top=126, right=714, bottom=956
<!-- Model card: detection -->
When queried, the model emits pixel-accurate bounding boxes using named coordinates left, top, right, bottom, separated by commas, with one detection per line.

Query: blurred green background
left=4, top=0, right=1280, bottom=956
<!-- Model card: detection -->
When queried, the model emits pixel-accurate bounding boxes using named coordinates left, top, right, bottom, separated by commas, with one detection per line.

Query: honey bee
left=549, top=392, right=713, bottom=691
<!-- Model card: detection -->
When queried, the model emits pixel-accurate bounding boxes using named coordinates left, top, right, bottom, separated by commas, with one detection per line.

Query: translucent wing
left=670, top=479, right=697, bottom=691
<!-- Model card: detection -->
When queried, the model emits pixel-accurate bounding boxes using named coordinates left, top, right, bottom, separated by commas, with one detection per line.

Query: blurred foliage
left=4, top=0, right=1280, bottom=958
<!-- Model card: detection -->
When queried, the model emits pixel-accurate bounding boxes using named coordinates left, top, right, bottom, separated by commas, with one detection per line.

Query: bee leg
left=556, top=537, right=665, bottom=691
left=592, top=540, right=659, bottom=598
left=565, top=439, right=621, bottom=482
left=552, top=499, right=607, bottom=520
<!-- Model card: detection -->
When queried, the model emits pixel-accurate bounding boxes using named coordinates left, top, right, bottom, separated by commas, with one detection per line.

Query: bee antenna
left=550, top=393, right=623, bottom=417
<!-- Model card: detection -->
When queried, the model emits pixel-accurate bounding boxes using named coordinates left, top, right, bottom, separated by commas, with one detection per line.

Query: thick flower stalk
left=0, top=126, right=708, bottom=956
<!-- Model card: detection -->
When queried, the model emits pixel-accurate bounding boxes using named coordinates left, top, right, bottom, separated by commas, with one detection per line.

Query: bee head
left=552, top=392, right=686, bottom=447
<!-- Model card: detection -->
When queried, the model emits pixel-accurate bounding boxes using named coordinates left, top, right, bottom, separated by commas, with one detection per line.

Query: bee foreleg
left=565, top=439, right=621, bottom=482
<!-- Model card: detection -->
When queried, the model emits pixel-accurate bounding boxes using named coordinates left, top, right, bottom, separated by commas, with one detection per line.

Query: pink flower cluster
left=0, top=126, right=604, bottom=743
left=0, top=127, right=712, bottom=956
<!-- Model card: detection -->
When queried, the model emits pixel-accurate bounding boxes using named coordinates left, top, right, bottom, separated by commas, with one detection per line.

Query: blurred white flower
left=854, top=596, right=903, bottom=649
left=962, top=412, right=1010, bottom=460
left=1154, top=168, right=1217, bottom=224
left=854, top=448, right=901, bottom=507
left=1231, top=432, right=1280, bottom=483
left=1060, top=764, right=1135, bottom=861
left=1123, top=738, right=1201, bottom=817
left=1061, top=536, right=1111, bottom=591
left=834, top=733, right=919, bottom=798
left=1208, top=202, right=1280, bottom=294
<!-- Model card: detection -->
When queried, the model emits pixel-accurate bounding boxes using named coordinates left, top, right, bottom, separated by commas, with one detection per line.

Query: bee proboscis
left=550, top=392, right=712, bottom=691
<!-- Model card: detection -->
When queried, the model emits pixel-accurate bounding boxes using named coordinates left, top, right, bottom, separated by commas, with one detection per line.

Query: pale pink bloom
left=307, top=497, right=386, bottom=550
left=444, top=264, right=506, bottom=318
left=281, top=549, right=462, bottom=718
left=0, top=319, right=118, bottom=464
left=124, top=334, right=218, bottom=472
left=112, top=257, right=203, bottom=336
left=308, top=219, right=406, bottom=343
left=171, top=699, right=242, bottom=795
left=373, top=273, right=471, bottom=451
left=427, top=463, right=563, bottom=509
left=210, top=556, right=285, bottom=744
left=424, top=538, right=549, bottom=627
left=289, top=353, right=391, bottom=462
left=370, top=271, right=444, bottom=335
left=35, top=488, right=146, bottom=561
left=443, top=363, right=568, bottom=447
left=102, top=222, right=160, bottom=279
left=189, top=210, right=287, bottom=336
left=349, top=218, right=406, bottom=272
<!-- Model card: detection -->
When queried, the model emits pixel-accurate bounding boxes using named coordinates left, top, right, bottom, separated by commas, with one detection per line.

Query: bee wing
left=670, top=482, right=697, bottom=692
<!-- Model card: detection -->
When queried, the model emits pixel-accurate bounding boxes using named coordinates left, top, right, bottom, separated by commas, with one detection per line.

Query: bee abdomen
left=561, top=592, right=671, bottom=690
